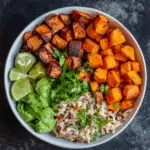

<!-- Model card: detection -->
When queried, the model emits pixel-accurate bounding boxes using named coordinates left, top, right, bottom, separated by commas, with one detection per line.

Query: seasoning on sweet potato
left=121, top=45, right=135, bottom=60
left=112, top=44, right=123, bottom=53
left=24, top=31, right=33, bottom=42
left=78, top=71, right=91, bottom=82
left=45, top=14, right=64, bottom=34
left=94, top=68, right=107, bottom=83
left=100, top=38, right=109, bottom=50
left=131, top=61, right=140, bottom=72
left=95, top=91, right=104, bottom=103
left=68, top=40, right=83, bottom=57
left=43, top=42, right=56, bottom=54
left=90, top=81, right=99, bottom=92
left=61, top=26, right=74, bottom=41
left=108, top=29, right=126, bottom=47
left=120, top=61, right=132, bottom=75
left=114, top=52, right=128, bottom=62
left=51, top=35, right=68, bottom=49
left=106, top=87, right=122, bottom=104
left=87, top=53, right=103, bottom=68
left=93, top=15, right=109, bottom=35
left=120, top=99, right=134, bottom=111
left=107, top=102, right=120, bottom=111
left=107, top=70, right=120, bottom=87
left=72, top=22, right=86, bottom=39
left=27, top=35, right=43, bottom=52
left=103, top=56, right=117, bottom=69
left=100, top=48, right=113, bottom=56
left=72, top=10, right=92, bottom=25
left=83, top=38, right=100, bottom=53
left=123, top=85, right=140, bottom=100
left=125, top=71, right=142, bottom=85
left=59, top=13, right=71, bottom=25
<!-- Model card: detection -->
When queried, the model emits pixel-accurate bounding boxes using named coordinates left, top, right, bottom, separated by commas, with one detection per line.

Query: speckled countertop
left=0, top=0, right=150, bottom=150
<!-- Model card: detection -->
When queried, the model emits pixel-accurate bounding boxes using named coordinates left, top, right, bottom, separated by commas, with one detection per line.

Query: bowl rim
left=4, top=6, right=147, bottom=149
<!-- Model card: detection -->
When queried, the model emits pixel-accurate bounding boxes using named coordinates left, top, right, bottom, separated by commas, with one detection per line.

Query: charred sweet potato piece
left=65, top=57, right=73, bottom=69
left=87, top=53, right=103, bottom=68
left=27, top=35, right=43, bottom=51
left=120, top=61, right=132, bottom=75
left=83, top=38, right=100, bottom=53
left=51, top=35, right=68, bottom=49
left=103, top=56, right=117, bottom=69
left=107, top=102, right=120, bottom=112
left=108, top=29, right=126, bottom=47
left=90, top=81, right=99, bottom=92
left=112, top=44, right=123, bottom=53
left=78, top=71, right=91, bottom=82
left=59, top=13, right=71, bottom=25
left=45, top=14, right=64, bottom=34
left=120, top=99, right=134, bottom=111
left=94, top=68, right=107, bottom=83
left=24, top=31, right=33, bottom=42
left=100, top=48, right=114, bottom=56
left=72, top=22, right=86, bottom=39
left=43, top=42, right=56, bottom=54
left=72, top=10, right=92, bottom=25
left=100, top=38, right=109, bottom=50
left=21, top=43, right=30, bottom=52
left=131, top=61, right=140, bottom=72
left=95, top=91, right=104, bottom=103
left=114, top=52, right=128, bottom=62
left=68, top=40, right=83, bottom=57
left=61, top=26, right=74, bottom=41
left=47, top=61, right=62, bottom=79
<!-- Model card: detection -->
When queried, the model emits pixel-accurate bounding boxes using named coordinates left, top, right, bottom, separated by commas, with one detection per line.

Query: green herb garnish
left=113, top=102, right=120, bottom=108
left=99, top=84, right=109, bottom=94
left=93, top=131, right=102, bottom=141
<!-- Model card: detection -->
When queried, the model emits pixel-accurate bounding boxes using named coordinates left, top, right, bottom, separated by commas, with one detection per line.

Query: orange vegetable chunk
left=120, top=99, right=134, bottom=111
left=120, top=61, right=132, bottom=75
left=107, top=102, right=120, bottom=111
left=100, top=48, right=113, bottom=56
left=95, top=91, right=104, bottom=103
left=90, top=81, right=99, bottom=92
left=100, top=38, right=109, bottom=50
left=94, top=68, right=107, bottom=83
left=131, top=61, right=140, bottom=72
left=103, top=56, right=117, bottom=69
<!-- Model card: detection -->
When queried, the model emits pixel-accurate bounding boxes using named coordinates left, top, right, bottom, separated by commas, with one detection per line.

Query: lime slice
left=29, top=62, right=46, bottom=80
left=15, top=52, right=36, bottom=73
left=9, top=67, right=28, bottom=81
left=11, top=78, right=33, bottom=101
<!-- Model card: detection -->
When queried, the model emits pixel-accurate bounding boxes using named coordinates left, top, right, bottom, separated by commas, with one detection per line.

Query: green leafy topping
left=92, top=91, right=96, bottom=98
left=59, top=55, right=65, bottom=67
left=77, top=67, right=85, bottom=72
left=113, top=102, right=120, bottom=108
left=99, top=84, right=109, bottom=94
left=93, top=131, right=102, bottom=141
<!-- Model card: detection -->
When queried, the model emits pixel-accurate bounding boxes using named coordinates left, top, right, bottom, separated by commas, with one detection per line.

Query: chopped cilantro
left=59, top=55, right=65, bottom=67
left=99, top=84, right=109, bottom=94
left=113, top=102, right=120, bottom=108
left=77, top=67, right=85, bottom=72
left=93, top=131, right=101, bottom=141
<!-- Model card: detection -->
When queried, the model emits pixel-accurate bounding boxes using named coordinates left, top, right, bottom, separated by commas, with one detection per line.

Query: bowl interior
left=4, top=7, right=147, bottom=149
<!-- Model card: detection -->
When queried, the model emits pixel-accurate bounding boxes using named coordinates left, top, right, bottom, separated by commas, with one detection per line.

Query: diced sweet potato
left=59, top=13, right=71, bottom=25
left=94, top=68, right=107, bottom=83
left=95, top=35, right=103, bottom=43
left=60, top=26, right=74, bottom=41
left=100, top=48, right=113, bottom=56
left=106, top=28, right=114, bottom=35
left=45, top=14, right=64, bottom=34
left=107, top=70, right=120, bottom=87
left=72, top=22, right=86, bottom=39
left=95, top=91, right=104, bottom=103
left=43, top=43, right=56, bottom=54
left=107, top=102, right=120, bottom=111
left=83, top=38, right=100, bottom=53
left=131, top=61, right=140, bottom=72
left=27, top=35, right=43, bottom=51
left=68, top=40, right=83, bottom=57
left=112, top=44, right=123, bottom=53
left=93, top=15, right=109, bottom=35
left=90, top=81, right=99, bottom=92
left=78, top=71, right=91, bottom=82
left=51, top=35, right=68, bottom=49
left=72, top=10, right=92, bottom=25
left=114, top=52, right=128, bottom=62
left=120, top=99, right=134, bottom=111
left=125, top=71, right=142, bottom=85
left=108, top=29, right=126, bottom=47
left=121, top=45, right=135, bottom=60
left=87, top=53, right=103, bottom=68
left=106, top=88, right=122, bottom=104
left=120, top=61, right=132, bottom=75
left=123, top=84, right=140, bottom=100
left=24, top=31, right=33, bottom=42
left=21, top=43, right=30, bottom=52
left=100, top=38, right=109, bottom=50
left=47, top=61, right=62, bottom=79
left=103, top=56, right=117, bottom=69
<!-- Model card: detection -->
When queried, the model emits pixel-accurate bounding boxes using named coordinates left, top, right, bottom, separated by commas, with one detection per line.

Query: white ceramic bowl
left=4, top=6, right=147, bottom=149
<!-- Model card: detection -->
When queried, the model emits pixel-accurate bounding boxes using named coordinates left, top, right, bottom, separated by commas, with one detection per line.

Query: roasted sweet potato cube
left=90, top=81, right=99, bottom=92
left=27, top=35, right=43, bottom=51
left=45, top=14, right=64, bottom=34
left=96, top=35, right=103, bottom=43
left=87, top=53, right=103, bottom=68
left=61, top=26, right=73, bottom=41
left=121, top=45, right=135, bottom=60
left=95, top=91, right=104, bottom=103
left=94, top=68, right=107, bottom=83
left=100, top=38, right=109, bottom=50
left=78, top=71, right=91, bottom=82
left=72, top=22, right=86, bottom=39
left=107, top=70, right=120, bottom=87
left=59, top=13, right=71, bottom=25
left=72, top=10, right=92, bottom=25
left=114, top=52, right=128, bottom=62
left=100, top=48, right=113, bottom=56
left=123, top=85, right=140, bottom=100
left=108, top=29, right=126, bottom=47
left=24, top=31, right=33, bottom=42
left=131, top=61, right=140, bottom=72
left=106, top=88, right=122, bottom=104
left=83, top=38, right=100, bottom=53
left=68, top=40, right=83, bottom=57
left=43, top=43, right=56, bottom=54
left=72, top=56, right=82, bottom=69
left=112, top=44, right=123, bottom=53
left=103, top=56, right=117, bottom=69
left=125, top=71, right=142, bottom=85
left=93, top=15, right=109, bottom=35
left=51, top=35, right=68, bottom=49
left=107, top=102, right=120, bottom=112
left=47, top=61, right=62, bottom=79
left=21, top=43, right=30, bottom=52
left=120, top=61, right=132, bottom=75
left=120, top=99, right=134, bottom=111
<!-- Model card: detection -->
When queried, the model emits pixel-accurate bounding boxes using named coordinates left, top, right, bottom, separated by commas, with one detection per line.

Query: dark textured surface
left=0, top=0, right=150, bottom=149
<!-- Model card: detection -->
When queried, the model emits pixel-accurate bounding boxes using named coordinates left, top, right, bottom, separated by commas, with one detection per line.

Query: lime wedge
left=11, top=78, right=33, bottom=101
left=15, top=52, right=36, bottom=73
left=9, top=67, right=28, bottom=81
left=29, top=62, right=46, bottom=80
